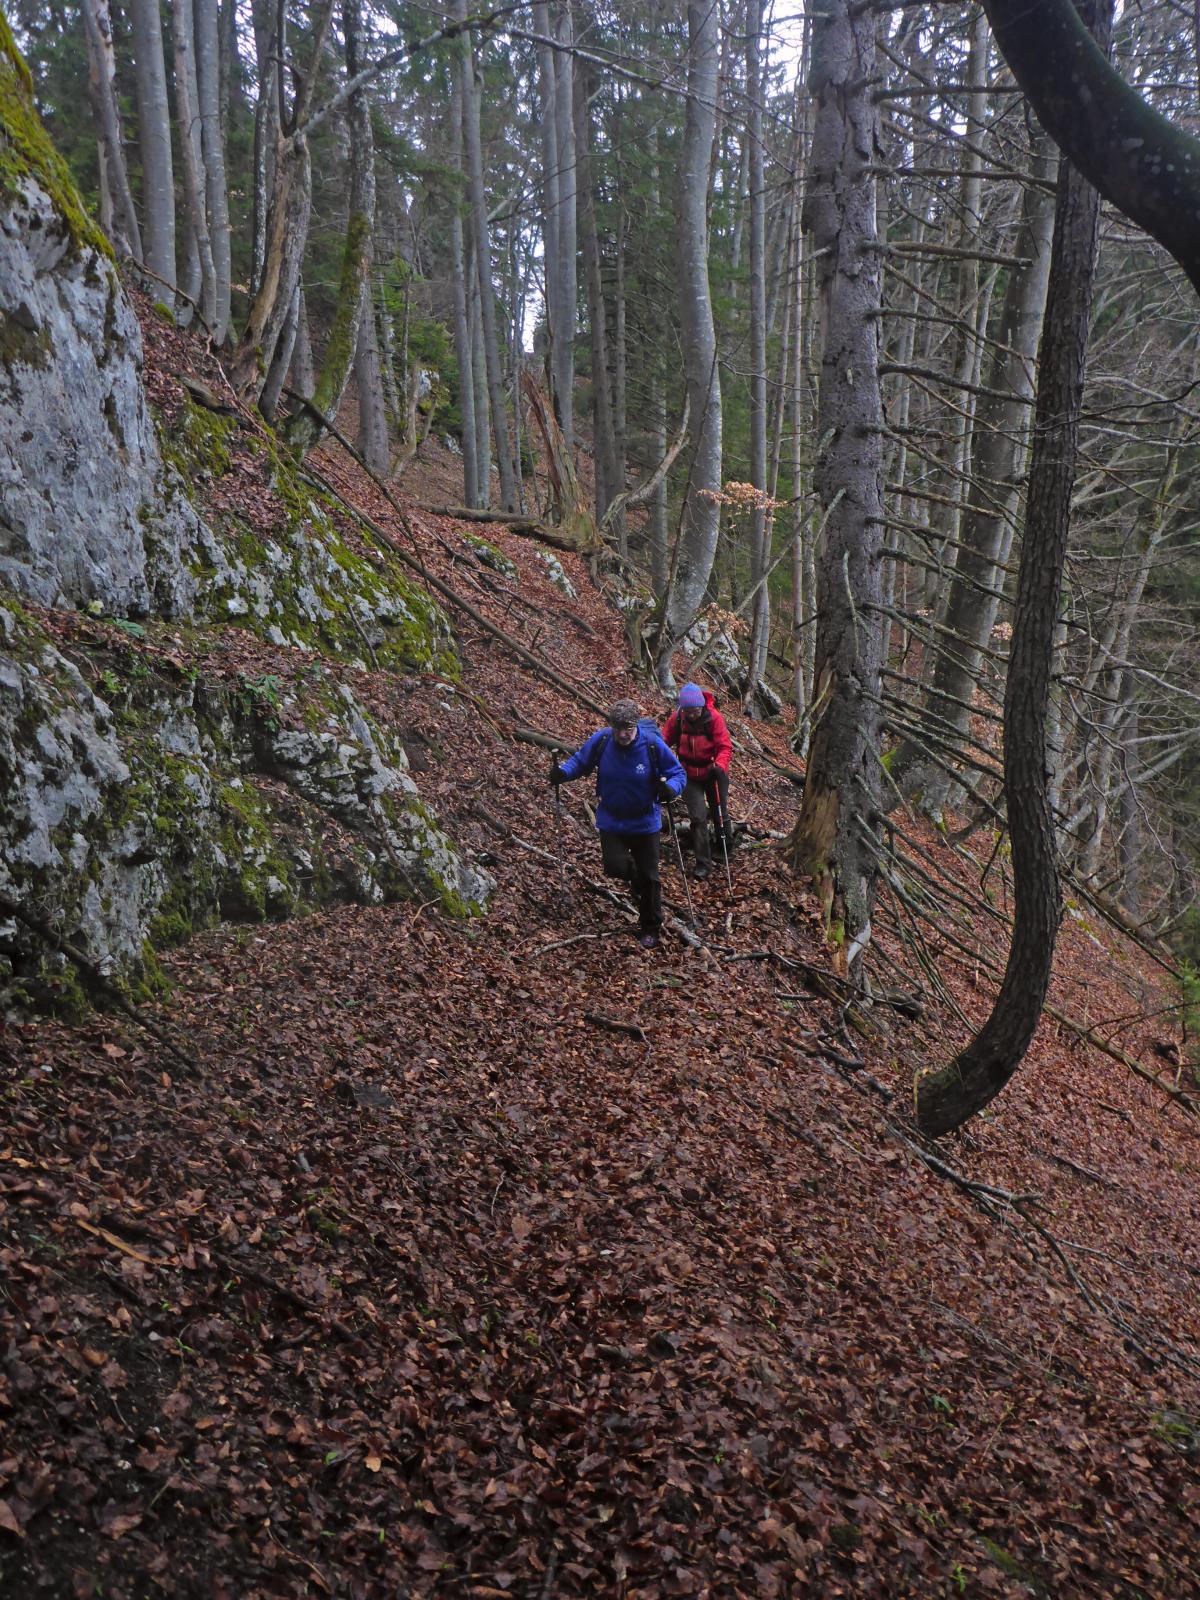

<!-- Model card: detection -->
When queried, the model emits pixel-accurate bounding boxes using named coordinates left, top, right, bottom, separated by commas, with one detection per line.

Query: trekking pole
left=714, top=789, right=733, bottom=893
left=665, top=801, right=697, bottom=930
left=554, top=786, right=565, bottom=890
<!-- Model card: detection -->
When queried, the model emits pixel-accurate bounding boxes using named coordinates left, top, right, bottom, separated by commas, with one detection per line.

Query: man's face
left=613, top=721, right=637, bottom=747
left=683, top=705, right=703, bottom=726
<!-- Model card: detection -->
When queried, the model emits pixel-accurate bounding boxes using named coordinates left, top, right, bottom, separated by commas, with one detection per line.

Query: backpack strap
left=599, top=727, right=662, bottom=784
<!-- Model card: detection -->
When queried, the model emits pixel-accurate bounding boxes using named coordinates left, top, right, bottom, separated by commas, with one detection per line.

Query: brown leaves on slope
left=2, top=326, right=1199, bottom=1597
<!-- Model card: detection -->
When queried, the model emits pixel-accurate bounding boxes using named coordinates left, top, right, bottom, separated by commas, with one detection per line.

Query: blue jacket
left=559, top=726, right=686, bottom=835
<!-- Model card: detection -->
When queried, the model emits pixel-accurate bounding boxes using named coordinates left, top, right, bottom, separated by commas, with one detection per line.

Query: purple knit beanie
left=678, top=683, right=705, bottom=709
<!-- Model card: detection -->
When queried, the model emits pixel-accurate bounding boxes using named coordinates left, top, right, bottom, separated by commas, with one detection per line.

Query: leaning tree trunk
left=785, top=0, right=885, bottom=965
left=170, top=0, right=216, bottom=327
left=285, top=0, right=376, bottom=456
left=193, top=0, right=232, bottom=340
left=894, top=127, right=1057, bottom=816
left=655, top=0, right=722, bottom=687
left=81, top=0, right=142, bottom=260
left=129, top=0, right=176, bottom=297
left=231, top=0, right=332, bottom=401
left=915, top=1, right=1111, bottom=1138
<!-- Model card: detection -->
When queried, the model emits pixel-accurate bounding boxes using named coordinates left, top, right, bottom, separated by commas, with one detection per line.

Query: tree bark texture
left=456, top=0, right=517, bottom=511
left=81, top=0, right=142, bottom=259
left=786, top=0, right=885, bottom=960
left=657, top=0, right=722, bottom=685
left=551, top=1, right=576, bottom=449
left=895, top=130, right=1057, bottom=816
left=170, top=0, right=216, bottom=327
left=129, top=0, right=176, bottom=295
left=916, top=4, right=1111, bottom=1137
left=745, top=0, right=771, bottom=702
left=982, top=0, right=1200, bottom=294
left=193, top=0, right=231, bottom=339
left=285, top=0, right=376, bottom=457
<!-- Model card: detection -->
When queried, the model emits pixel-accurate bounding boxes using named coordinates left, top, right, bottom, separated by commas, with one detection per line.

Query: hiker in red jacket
left=661, top=683, right=733, bottom=881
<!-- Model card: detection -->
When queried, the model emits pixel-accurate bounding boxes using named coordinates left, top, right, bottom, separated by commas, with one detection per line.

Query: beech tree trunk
left=785, top=0, right=885, bottom=964
left=744, top=0, right=770, bottom=703
left=915, top=1, right=1112, bottom=1137
left=129, top=0, right=176, bottom=296
left=170, top=0, right=216, bottom=327
left=894, top=129, right=1057, bottom=816
left=193, top=0, right=231, bottom=340
left=81, top=0, right=142, bottom=260
left=655, top=0, right=722, bottom=687
left=285, top=0, right=376, bottom=456
left=552, top=0, right=576, bottom=448
left=455, top=0, right=517, bottom=511
left=574, top=58, right=619, bottom=531
left=355, top=283, right=390, bottom=476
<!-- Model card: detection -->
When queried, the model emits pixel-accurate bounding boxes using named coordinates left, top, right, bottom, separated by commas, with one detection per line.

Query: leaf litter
left=1, top=300, right=1198, bottom=1599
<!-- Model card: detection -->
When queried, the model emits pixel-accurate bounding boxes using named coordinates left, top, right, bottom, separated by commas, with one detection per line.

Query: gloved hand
left=657, top=779, right=675, bottom=803
left=702, top=764, right=722, bottom=782
left=550, top=764, right=567, bottom=787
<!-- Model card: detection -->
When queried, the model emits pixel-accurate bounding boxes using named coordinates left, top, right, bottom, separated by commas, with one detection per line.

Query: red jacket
left=662, top=691, right=732, bottom=779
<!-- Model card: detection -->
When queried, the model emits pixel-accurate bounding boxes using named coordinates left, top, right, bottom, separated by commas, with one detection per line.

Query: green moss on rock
left=0, top=14, right=113, bottom=260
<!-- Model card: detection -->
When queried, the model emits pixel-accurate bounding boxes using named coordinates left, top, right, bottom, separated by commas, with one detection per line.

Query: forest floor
left=2, top=315, right=1200, bottom=1599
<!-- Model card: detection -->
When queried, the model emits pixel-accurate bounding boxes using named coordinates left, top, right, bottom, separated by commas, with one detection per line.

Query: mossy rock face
left=464, top=533, right=518, bottom=581
left=0, top=602, right=490, bottom=1014
left=0, top=14, right=112, bottom=260
left=0, top=25, right=220, bottom=623
left=164, top=413, right=457, bottom=677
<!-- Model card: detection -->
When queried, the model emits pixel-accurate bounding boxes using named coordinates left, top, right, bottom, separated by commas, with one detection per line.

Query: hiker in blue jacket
left=551, top=697, right=686, bottom=949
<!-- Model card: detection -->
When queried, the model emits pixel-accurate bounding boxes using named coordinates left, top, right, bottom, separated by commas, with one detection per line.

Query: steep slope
left=0, top=29, right=488, bottom=1012
left=1, top=314, right=1198, bottom=1597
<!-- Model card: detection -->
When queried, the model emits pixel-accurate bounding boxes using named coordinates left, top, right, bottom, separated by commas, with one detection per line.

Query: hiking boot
left=693, top=861, right=711, bottom=882
left=638, top=930, right=661, bottom=950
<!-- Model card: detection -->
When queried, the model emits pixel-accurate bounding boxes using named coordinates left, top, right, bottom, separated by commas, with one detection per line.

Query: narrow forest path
left=2, top=419, right=1199, bottom=1599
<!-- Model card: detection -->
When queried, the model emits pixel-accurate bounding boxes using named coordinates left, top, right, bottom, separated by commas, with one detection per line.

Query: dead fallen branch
left=583, top=1011, right=648, bottom=1041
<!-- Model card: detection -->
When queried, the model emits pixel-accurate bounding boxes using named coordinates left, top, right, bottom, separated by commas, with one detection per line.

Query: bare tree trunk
left=613, top=203, right=628, bottom=556
left=170, top=0, right=216, bottom=326
left=646, top=126, right=668, bottom=595
left=193, top=0, right=232, bottom=340
left=655, top=0, right=722, bottom=688
left=574, top=58, right=619, bottom=532
left=231, top=0, right=333, bottom=400
left=290, top=287, right=315, bottom=398
left=552, top=0, right=576, bottom=449
left=744, top=0, right=770, bottom=705
left=260, top=281, right=299, bottom=418
left=915, top=1, right=1112, bottom=1138
left=81, top=0, right=142, bottom=260
left=785, top=0, right=885, bottom=965
left=455, top=0, right=517, bottom=510
left=129, top=0, right=176, bottom=297
left=249, top=0, right=280, bottom=300
left=532, top=1, right=560, bottom=420
left=893, top=128, right=1057, bottom=815
left=469, top=256, right=492, bottom=500
left=447, top=52, right=480, bottom=508
left=356, top=281, right=390, bottom=475
left=285, top=0, right=376, bottom=456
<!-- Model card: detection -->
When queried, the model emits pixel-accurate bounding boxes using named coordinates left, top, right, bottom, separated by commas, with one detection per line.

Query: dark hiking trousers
left=683, top=772, right=732, bottom=866
left=600, top=829, right=663, bottom=933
